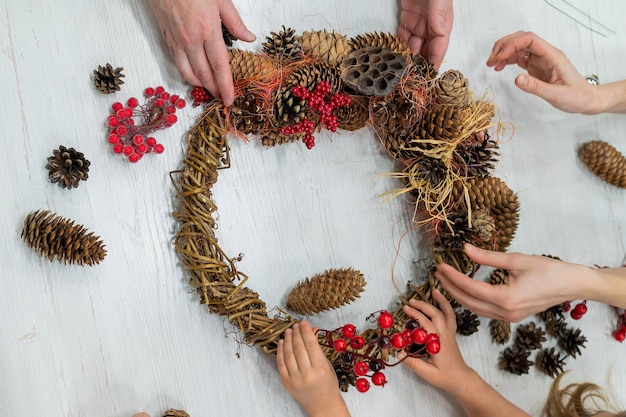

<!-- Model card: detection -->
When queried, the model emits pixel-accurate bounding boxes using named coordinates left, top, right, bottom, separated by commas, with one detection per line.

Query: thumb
left=399, top=352, right=433, bottom=379
left=515, top=73, right=560, bottom=104
left=428, top=4, right=447, bottom=36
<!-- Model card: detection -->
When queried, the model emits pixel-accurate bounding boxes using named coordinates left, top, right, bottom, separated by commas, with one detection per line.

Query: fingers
left=463, top=244, right=518, bottom=270
left=277, top=327, right=298, bottom=377
left=220, top=0, right=256, bottom=42
left=204, top=38, right=235, bottom=106
left=425, top=35, right=449, bottom=70
left=487, top=31, right=554, bottom=70
left=426, top=0, right=453, bottom=68
left=404, top=302, right=437, bottom=334
left=290, top=322, right=313, bottom=369
left=432, top=289, right=456, bottom=330
left=298, top=321, right=328, bottom=368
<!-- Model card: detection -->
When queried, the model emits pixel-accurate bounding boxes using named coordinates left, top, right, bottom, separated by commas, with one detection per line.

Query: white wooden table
left=1, top=1, right=625, bottom=416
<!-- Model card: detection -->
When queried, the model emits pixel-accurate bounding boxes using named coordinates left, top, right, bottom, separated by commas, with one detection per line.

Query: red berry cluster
left=613, top=307, right=626, bottom=342
left=562, top=300, right=588, bottom=320
left=279, top=81, right=351, bottom=149
left=190, top=86, right=213, bottom=106
left=317, top=311, right=440, bottom=393
left=106, top=86, right=186, bottom=163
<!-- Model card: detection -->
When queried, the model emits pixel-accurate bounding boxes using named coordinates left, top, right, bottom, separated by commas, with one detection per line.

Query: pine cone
left=371, top=93, right=419, bottom=135
left=544, top=316, right=567, bottom=338
left=451, top=176, right=520, bottom=251
left=336, top=94, right=370, bottom=131
left=514, top=322, right=547, bottom=351
left=537, top=304, right=566, bottom=325
left=228, top=49, right=275, bottom=83
left=411, top=54, right=438, bottom=79
left=535, top=347, right=567, bottom=378
left=263, top=26, right=302, bottom=63
left=300, top=30, right=349, bottom=66
left=260, top=129, right=301, bottom=147
left=557, top=327, right=587, bottom=358
left=21, top=209, right=107, bottom=266
left=162, top=409, right=190, bottom=417
left=336, top=366, right=356, bottom=392
left=436, top=212, right=480, bottom=250
left=435, top=69, right=471, bottom=107
left=339, top=47, right=406, bottom=96
left=414, top=104, right=472, bottom=143
left=498, top=346, right=533, bottom=375
left=46, top=145, right=90, bottom=189
left=348, top=32, right=411, bottom=61
left=285, top=268, right=366, bottom=315
left=490, top=319, right=511, bottom=345
left=453, top=130, right=500, bottom=177
left=222, top=23, right=237, bottom=47
left=489, top=268, right=509, bottom=286
left=456, top=309, right=480, bottom=336
left=471, top=208, right=497, bottom=243
left=93, top=63, right=124, bottom=94
left=579, top=140, right=626, bottom=188
left=229, top=89, right=265, bottom=134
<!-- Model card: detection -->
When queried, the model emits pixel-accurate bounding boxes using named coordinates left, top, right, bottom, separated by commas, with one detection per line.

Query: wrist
left=304, top=393, right=350, bottom=417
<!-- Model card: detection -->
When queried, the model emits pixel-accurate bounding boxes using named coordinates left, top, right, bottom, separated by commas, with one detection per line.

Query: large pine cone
left=229, top=49, right=275, bottom=83
left=514, top=322, right=547, bottom=351
left=489, top=319, right=511, bottom=345
left=535, top=347, right=567, bottom=378
left=348, top=32, right=411, bottom=61
left=260, top=129, right=301, bottom=147
left=579, top=140, right=626, bottom=188
left=93, top=63, right=124, bottom=94
left=336, top=94, right=370, bottom=131
left=262, top=26, right=301, bottom=63
left=499, top=346, right=533, bottom=375
left=286, top=268, right=366, bottom=315
left=162, top=409, right=190, bottom=417
left=300, top=30, right=349, bottom=66
left=414, top=104, right=472, bottom=144
left=451, top=176, right=520, bottom=251
left=46, top=145, right=90, bottom=189
left=435, top=69, right=471, bottom=107
left=21, top=210, right=107, bottom=266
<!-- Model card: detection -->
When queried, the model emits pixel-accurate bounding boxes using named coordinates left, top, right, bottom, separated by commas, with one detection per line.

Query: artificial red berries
left=190, top=86, right=214, bottom=106
left=105, top=86, right=186, bottom=163
left=570, top=301, right=588, bottom=320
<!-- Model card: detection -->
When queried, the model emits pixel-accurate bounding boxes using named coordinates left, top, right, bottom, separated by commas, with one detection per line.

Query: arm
left=147, top=0, right=256, bottom=106
left=400, top=290, right=530, bottom=417
left=276, top=321, right=351, bottom=417
left=435, top=244, right=626, bottom=322
left=486, top=31, right=626, bottom=114
left=397, top=0, right=453, bottom=69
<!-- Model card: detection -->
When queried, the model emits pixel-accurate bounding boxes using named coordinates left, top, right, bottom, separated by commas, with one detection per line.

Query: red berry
left=154, top=144, right=165, bottom=154
left=160, top=92, right=170, bottom=100
left=166, top=114, right=177, bottom=124
left=175, top=98, right=186, bottom=109
left=166, top=105, right=176, bottom=114
left=570, top=311, right=583, bottom=320
left=342, top=324, right=357, bottom=339
left=170, top=94, right=179, bottom=103
left=146, top=137, right=157, bottom=147
left=136, top=143, right=148, bottom=154
left=412, top=328, right=427, bottom=345
left=614, top=329, right=626, bottom=342
left=107, top=116, right=119, bottom=127
left=356, top=378, right=370, bottom=393
left=123, top=145, right=133, bottom=156
left=132, top=134, right=144, bottom=145
left=562, top=301, right=571, bottom=312
left=426, top=340, right=441, bottom=354
left=124, top=108, right=133, bottom=118
left=573, top=302, right=588, bottom=315
left=390, top=333, right=405, bottom=349
left=333, top=339, right=348, bottom=352
left=371, top=371, right=387, bottom=387
left=154, top=98, right=166, bottom=107
left=425, top=333, right=440, bottom=343
left=144, top=87, right=155, bottom=97
left=621, top=323, right=626, bottom=332
left=353, top=361, right=369, bottom=376
left=112, top=143, right=124, bottom=154
left=155, top=86, right=165, bottom=94
left=349, top=335, right=365, bottom=349
left=108, top=133, right=120, bottom=144
left=127, top=97, right=139, bottom=108
left=128, top=153, right=141, bottom=163
left=377, top=311, right=394, bottom=329
left=406, top=319, right=419, bottom=330
left=115, top=125, right=128, bottom=136
left=112, top=102, right=124, bottom=112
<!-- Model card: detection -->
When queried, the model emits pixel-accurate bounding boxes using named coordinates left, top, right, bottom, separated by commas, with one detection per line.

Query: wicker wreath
left=172, top=28, right=520, bottom=390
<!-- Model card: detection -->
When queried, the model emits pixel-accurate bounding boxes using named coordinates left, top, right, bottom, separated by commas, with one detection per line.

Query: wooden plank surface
left=1, top=0, right=624, bottom=416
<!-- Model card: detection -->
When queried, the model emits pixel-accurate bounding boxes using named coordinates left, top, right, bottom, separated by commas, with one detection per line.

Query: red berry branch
left=562, top=300, right=588, bottom=320
left=613, top=307, right=626, bottom=342
left=190, top=86, right=213, bottom=106
left=316, top=310, right=440, bottom=393
left=106, top=86, right=186, bottom=163
left=280, top=81, right=352, bottom=149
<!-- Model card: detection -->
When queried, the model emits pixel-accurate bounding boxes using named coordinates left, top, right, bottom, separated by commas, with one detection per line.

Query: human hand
left=435, top=244, right=595, bottom=322
left=148, top=0, right=256, bottom=106
left=132, top=413, right=150, bottom=417
left=485, top=31, right=602, bottom=114
left=399, top=290, right=475, bottom=395
left=276, top=321, right=350, bottom=417
left=397, top=0, right=453, bottom=69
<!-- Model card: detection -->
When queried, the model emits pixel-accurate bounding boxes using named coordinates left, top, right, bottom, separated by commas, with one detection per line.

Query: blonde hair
left=542, top=372, right=625, bottom=417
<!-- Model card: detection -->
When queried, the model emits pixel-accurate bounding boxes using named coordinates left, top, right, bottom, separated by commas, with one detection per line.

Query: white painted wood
left=1, top=0, right=624, bottom=416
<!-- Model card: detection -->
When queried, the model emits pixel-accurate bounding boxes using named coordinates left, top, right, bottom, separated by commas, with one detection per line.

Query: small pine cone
left=260, top=129, right=301, bottom=147
left=228, top=49, right=275, bottom=83
left=262, top=26, right=302, bottom=63
left=340, top=47, right=406, bottom=96
left=490, top=319, right=511, bottom=345
left=557, top=327, right=587, bottom=358
left=21, top=210, right=107, bottom=266
left=451, top=176, right=520, bottom=252
left=348, top=32, right=411, bottom=61
left=544, top=316, right=567, bottom=338
left=453, top=130, right=500, bottom=177
left=535, top=347, right=567, bottom=378
left=579, top=140, right=626, bottom=188
left=411, top=54, right=438, bottom=79
left=285, top=268, right=366, bottom=315
left=435, top=69, right=471, bottom=107
left=471, top=209, right=497, bottom=243
left=46, top=145, right=90, bottom=189
left=222, top=23, right=237, bottom=47
left=93, top=63, right=124, bottom=94
left=336, top=367, right=356, bottom=392
left=378, top=129, right=411, bottom=161
left=371, top=94, right=419, bottom=135
left=436, top=212, right=479, bottom=250
left=336, top=94, right=370, bottom=131
left=414, top=104, right=472, bottom=143
left=229, top=90, right=265, bottom=134
left=499, top=346, right=533, bottom=375
left=299, top=30, right=349, bottom=66
left=162, top=409, right=190, bottom=417
left=456, top=309, right=480, bottom=336
left=489, top=268, right=509, bottom=286
left=514, top=322, right=547, bottom=351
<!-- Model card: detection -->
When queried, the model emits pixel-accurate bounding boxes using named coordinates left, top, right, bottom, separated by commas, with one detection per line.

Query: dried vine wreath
left=171, top=28, right=520, bottom=391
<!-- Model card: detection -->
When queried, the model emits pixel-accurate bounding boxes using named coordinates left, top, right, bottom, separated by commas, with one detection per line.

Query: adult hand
left=148, top=0, right=256, bottom=107
left=276, top=321, right=350, bottom=417
left=434, top=244, right=594, bottom=322
left=132, top=413, right=150, bottom=417
left=485, top=31, right=600, bottom=114
left=399, top=290, right=474, bottom=395
left=397, top=0, right=454, bottom=69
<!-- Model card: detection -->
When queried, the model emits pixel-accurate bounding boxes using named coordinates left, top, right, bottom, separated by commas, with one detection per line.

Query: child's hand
left=399, top=290, right=475, bottom=395
left=276, top=321, right=350, bottom=417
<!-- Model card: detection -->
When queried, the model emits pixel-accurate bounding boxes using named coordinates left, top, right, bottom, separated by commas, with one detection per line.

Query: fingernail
left=517, top=74, right=529, bottom=87
left=397, top=352, right=407, bottom=360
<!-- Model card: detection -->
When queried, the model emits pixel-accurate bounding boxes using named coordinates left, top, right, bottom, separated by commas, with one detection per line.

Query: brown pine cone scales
left=335, top=94, right=370, bottom=131
left=514, top=322, right=547, bottom=351
left=579, top=140, right=626, bottom=188
left=414, top=104, right=472, bottom=144
left=229, top=90, right=265, bottom=134
left=499, top=346, right=533, bottom=375
left=46, top=145, right=90, bottom=189
left=286, top=268, right=366, bottom=315
left=263, top=26, right=301, bottom=62
left=435, top=69, right=471, bottom=107
left=489, top=268, right=509, bottom=286
left=93, top=63, right=124, bottom=94
left=228, top=49, right=275, bottom=83
left=162, top=409, right=190, bottom=417
left=348, top=32, right=411, bottom=61
left=299, top=30, right=349, bottom=66
left=489, top=319, right=511, bottom=345
left=456, top=309, right=480, bottom=336
left=535, top=347, right=567, bottom=378
left=21, top=210, right=107, bottom=266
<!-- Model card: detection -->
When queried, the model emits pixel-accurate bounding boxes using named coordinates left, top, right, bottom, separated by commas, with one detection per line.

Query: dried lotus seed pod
left=340, top=46, right=406, bottom=96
